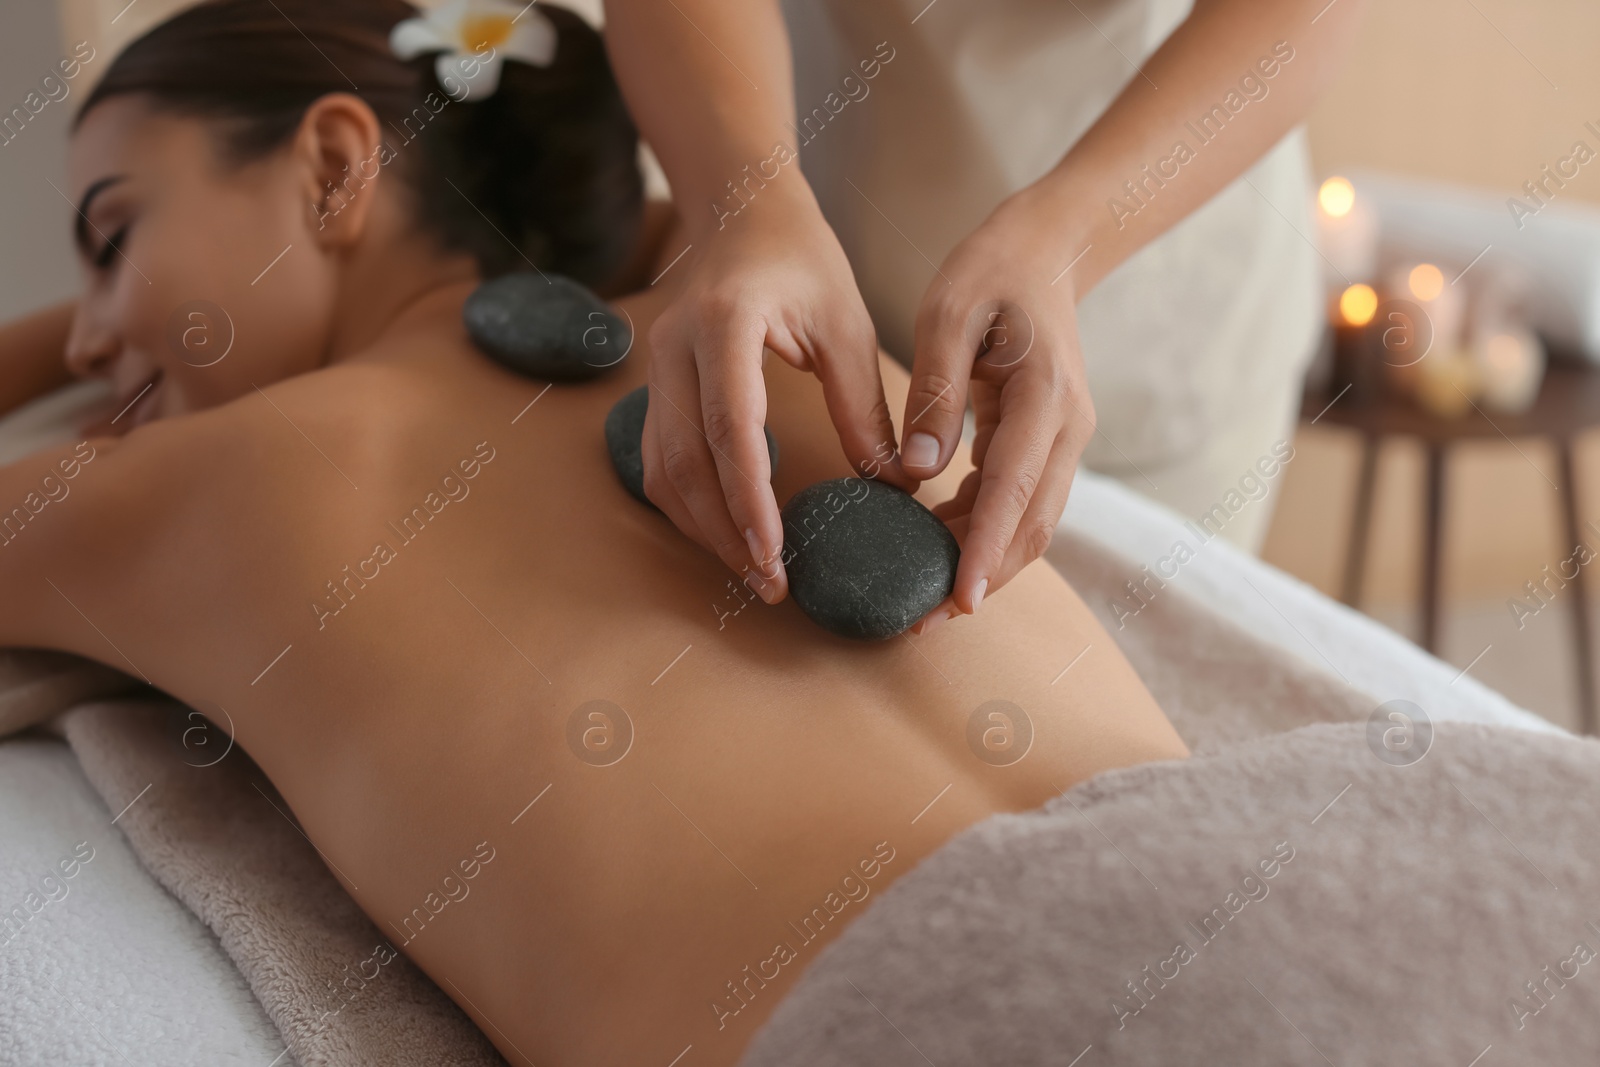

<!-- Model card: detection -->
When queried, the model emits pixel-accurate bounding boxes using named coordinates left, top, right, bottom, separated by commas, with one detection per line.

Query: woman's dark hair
left=78, top=0, right=642, bottom=286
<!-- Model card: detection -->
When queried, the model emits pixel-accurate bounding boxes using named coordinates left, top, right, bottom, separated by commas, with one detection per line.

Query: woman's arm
left=0, top=301, right=75, bottom=418
left=0, top=433, right=119, bottom=658
left=0, top=404, right=238, bottom=667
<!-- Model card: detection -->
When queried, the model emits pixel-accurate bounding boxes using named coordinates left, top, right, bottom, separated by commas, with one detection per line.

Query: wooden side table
left=1304, top=355, right=1600, bottom=735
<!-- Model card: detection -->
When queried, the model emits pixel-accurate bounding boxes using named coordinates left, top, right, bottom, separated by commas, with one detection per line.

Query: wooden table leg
left=1341, top=433, right=1379, bottom=608
left=1556, top=441, right=1597, bottom=735
left=1420, top=444, right=1447, bottom=654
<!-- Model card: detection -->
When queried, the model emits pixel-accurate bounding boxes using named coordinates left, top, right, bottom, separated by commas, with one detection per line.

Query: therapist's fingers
left=967, top=382, right=1003, bottom=472
left=811, top=310, right=913, bottom=489
left=695, top=315, right=787, bottom=588
left=909, top=489, right=973, bottom=637
left=982, top=440, right=1080, bottom=593
left=902, top=296, right=976, bottom=480
left=640, top=390, right=707, bottom=546
left=643, top=348, right=784, bottom=603
left=916, top=441, right=1075, bottom=637
left=950, top=376, right=1067, bottom=613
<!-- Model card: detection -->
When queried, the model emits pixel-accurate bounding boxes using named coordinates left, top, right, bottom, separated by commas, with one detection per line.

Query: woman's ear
left=293, top=93, right=387, bottom=248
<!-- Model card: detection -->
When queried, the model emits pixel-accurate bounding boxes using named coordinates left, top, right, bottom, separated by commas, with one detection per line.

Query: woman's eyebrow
left=73, top=175, right=127, bottom=253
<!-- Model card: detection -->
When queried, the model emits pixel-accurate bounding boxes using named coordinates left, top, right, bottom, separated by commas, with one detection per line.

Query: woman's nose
left=64, top=303, right=118, bottom=379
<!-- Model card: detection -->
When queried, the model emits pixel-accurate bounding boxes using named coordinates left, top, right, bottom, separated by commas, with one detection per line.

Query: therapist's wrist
left=998, top=172, right=1107, bottom=298
left=679, top=160, right=822, bottom=245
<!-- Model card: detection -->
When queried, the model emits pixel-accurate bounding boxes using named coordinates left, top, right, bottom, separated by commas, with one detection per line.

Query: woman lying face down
left=0, top=1, right=1187, bottom=1063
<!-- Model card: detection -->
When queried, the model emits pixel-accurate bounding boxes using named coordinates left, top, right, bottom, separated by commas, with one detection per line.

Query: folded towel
left=736, top=719, right=1600, bottom=1066
left=0, top=648, right=137, bottom=737
left=55, top=698, right=507, bottom=1067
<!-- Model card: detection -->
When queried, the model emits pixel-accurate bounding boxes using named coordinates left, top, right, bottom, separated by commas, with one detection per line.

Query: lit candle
left=1327, top=283, right=1382, bottom=400
left=1338, top=282, right=1378, bottom=328
left=1316, top=177, right=1379, bottom=285
left=1388, top=262, right=1465, bottom=350
left=1473, top=328, right=1545, bottom=414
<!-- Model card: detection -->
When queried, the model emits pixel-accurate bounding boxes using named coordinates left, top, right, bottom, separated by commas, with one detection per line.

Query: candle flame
left=1408, top=264, right=1444, bottom=301
left=1319, top=177, right=1356, bottom=218
left=1339, top=284, right=1378, bottom=327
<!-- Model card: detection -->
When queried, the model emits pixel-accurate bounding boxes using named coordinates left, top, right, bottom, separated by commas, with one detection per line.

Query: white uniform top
left=777, top=0, right=1320, bottom=472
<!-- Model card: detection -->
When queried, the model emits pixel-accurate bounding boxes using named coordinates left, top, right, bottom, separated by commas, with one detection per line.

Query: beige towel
left=56, top=699, right=506, bottom=1067
left=1, top=661, right=504, bottom=1065
left=0, top=648, right=137, bottom=736
left=739, top=719, right=1600, bottom=1065
left=0, top=528, right=1488, bottom=1065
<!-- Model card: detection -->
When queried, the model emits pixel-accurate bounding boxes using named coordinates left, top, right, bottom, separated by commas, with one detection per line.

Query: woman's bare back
left=0, top=279, right=1184, bottom=1065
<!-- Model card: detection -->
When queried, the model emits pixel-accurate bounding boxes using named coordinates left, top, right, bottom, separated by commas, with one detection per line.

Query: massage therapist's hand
left=904, top=191, right=1096, bottom=631
left=642, top=187, right=912, bottom=602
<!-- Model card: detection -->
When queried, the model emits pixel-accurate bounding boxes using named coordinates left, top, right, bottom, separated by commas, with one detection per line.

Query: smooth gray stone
left=605, top=385, right=778, bottom=507
left=782, top=478, right=959, bottom=640
left=463, top=273, right=631, bottom=381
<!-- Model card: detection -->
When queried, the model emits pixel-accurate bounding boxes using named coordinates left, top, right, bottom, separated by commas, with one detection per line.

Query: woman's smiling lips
left=111, top=370, right=163, bottom=429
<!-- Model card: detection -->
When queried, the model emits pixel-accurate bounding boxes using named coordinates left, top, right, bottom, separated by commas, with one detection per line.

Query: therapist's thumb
left=902, top=298, right=974, bottom=479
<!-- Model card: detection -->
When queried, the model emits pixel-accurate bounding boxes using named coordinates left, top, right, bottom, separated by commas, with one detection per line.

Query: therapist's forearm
left=602, top=0, right=807, bottom=235
left=1027, top=0, right=1366, bottom=295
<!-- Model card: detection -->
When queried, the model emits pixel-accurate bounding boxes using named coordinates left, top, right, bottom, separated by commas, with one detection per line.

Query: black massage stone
left=605, top=385, right=778, bottom=506
left=464, top=272, right=631, bottom=381
left=782, top=478, right=959, bottom=640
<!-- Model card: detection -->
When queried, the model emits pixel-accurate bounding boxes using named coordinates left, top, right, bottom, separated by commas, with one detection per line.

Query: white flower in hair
left=390, top=0, right=556, bottom=100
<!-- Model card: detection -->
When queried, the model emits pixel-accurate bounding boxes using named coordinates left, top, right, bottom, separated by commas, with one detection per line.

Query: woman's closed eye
left=73, top=175, right=131, bottom=272
left=92, top=223, right=130, bottom=270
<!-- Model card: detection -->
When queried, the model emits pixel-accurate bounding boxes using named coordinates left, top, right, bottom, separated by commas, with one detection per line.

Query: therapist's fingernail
left=745, top=570, right=780, bottom=605
left=970, top=579, right=988, bottom=612
left=904, top=432, right=940, bottom=470
left=744, top=527, right=765, bottom=565
left=920, top=608, right=951, bottom=635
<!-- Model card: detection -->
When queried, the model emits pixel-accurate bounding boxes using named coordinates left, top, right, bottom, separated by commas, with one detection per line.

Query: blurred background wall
left=0, top=0, right=85, bottom=320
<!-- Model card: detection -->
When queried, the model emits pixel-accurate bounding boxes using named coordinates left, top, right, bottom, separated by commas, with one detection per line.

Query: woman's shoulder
left=0, top=360, right=457, bottom=665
